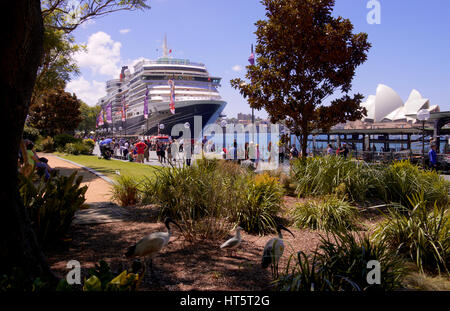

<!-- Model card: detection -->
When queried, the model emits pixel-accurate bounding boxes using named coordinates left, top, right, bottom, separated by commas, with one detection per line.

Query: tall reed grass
left=372, top=193, right=449, bottom=274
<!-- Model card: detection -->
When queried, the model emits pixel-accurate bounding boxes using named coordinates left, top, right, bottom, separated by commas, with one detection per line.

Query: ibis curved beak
left=165, top=217, right=182, bottom=232
left=280, top=225, right=295, bottom=238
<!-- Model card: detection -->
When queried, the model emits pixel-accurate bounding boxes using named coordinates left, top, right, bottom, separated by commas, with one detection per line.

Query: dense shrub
left=292, top=195, right=359, bottom=232
left=275, top=231, right=406, bottom=291
left=379, top=161, right=449, bottom=208
left=83, top=138, right=95, bottom=149
left=54, top=133, right=80, bottom=149
left=111, top=175, right=140, bottom=206
left=372, top=194, right=449, bottom=274
left=291, top=157, right=450, bottom=207
left=35, top=136, right=55, bottom=152
left=139, top=159, right=283, bottom=239
left=141, top=161, right=240, bottom=241
left=64, top=141, right=94, bottom=155
left=22, top=125, right=40, bottom=141
left=18, top=171, right=87, bottom=246
left=232, top=173, right=284, bottom=234
left=291, top=156, right=380, bottom=203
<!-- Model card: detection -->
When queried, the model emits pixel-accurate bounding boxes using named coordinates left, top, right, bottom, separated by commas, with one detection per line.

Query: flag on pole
left=106, top=101, right=112, bottom=124
left=168, top=79, right=175, bottom=114
left=248, top=44, right=255, bottom=65
left=143, top=86, right=149, bottom=119
left=121, top=95, right=126, bottom=122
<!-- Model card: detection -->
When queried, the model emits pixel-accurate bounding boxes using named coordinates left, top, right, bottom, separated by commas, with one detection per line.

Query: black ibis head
left=125, top=244, right=136, bottom=258
left=276, top=224, right=295, bottom=238
left=164, top=217, right=182, bottom=232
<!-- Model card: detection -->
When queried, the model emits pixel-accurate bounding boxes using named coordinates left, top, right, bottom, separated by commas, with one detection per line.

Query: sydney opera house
left=359, top=84, right=440, bottom=124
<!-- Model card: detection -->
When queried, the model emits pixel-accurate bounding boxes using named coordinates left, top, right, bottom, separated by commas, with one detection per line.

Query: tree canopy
left=231, top=0, right=371, bottom=156
left=28, top=88, right=83, bottom=136
left=77, top=102, right=102, bottom=133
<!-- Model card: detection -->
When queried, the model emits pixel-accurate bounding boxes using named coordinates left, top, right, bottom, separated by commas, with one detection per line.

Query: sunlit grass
left=55, top=153, right=157, bottom=181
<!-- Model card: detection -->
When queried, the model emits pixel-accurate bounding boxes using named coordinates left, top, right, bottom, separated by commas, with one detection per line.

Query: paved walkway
left=42, top=153, right=129, bottom=225
left=43, top=153, right=112, bottom=204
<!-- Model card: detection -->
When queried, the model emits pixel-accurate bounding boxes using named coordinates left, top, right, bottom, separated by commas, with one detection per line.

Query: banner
left=144, top=86, right=149, bottom=119
left=106, top=101, right=112, bottom=124
left=168, top=79, right=175, bottom=114
left=97, top=109, right=104, bottom=127
left=121, top=95, right=126, bottom=122
left=248, top=44, right=255, bottom=65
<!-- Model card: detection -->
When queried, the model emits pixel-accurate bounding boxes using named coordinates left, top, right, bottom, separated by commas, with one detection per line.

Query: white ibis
left=220, top=226, right=243, bottom=257
left=261, top=224, right=295, bottom=270
left=125, top=217, right=182, bottom=275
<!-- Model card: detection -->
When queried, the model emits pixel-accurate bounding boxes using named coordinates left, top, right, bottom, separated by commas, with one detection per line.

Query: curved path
left=41, top=153, right=112, bottom=204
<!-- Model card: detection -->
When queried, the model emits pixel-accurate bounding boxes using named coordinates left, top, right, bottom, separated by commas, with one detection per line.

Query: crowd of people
left=95, top=135, right=447, bottom=171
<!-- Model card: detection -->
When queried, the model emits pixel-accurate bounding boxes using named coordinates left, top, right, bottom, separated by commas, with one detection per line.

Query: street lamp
left=220, top=119, right=227, bottom=152
left=159, top=123, right=165, bottom=135
left=417, top=109, right=430, bottom=168
left=141, top=124, right=146, bottom=136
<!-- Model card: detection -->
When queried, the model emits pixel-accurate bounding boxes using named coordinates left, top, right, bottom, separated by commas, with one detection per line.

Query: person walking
left=428, top=143, right=438, bottom=170
left=156, top=141, right=162, bottom=163
left=135, top=140, right=147, bottom=163
left=290, top=144, right=299, bottom=159
left=161, top=143, right=167, bottom=164
left=144, top=140, right=150, bottom=162
left=167, top=142, right=173, bottom=165
left=326, top=143, right=334, bottom=155
left=278, top=142, right=285, bottom=164
left=340, top=143, right=349, bottom=159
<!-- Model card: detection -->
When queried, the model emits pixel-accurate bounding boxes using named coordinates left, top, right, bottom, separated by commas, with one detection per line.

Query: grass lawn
left=55, top=153, right=157, bottom=181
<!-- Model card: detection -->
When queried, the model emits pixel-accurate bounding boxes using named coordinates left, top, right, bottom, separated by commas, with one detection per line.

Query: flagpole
left=249, top=44, right=255, bottom=142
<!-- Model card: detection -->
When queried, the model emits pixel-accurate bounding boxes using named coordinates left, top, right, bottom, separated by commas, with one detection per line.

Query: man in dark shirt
left=341, top=143, right=349, bottom=159
left=428, top=144, right=438, bottom=169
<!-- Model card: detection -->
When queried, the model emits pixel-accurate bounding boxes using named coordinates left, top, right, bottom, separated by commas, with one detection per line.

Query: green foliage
left=372, top=194, right=449, bottom=274
left=232, top=173, right=284, bottom=234
left=140, top=160, right=283, bottom=239
left=141, top=160, right=239, bottom=241
left=379, top=161, right=449, bottom=208
left=77, top=103, right=102, bottom=132
left=54, top=133, right=80, bottom=148
left=22, top=125, right=40, bottom=141
left=292, top=195, right=359, bottom=232
left=230, top=0, right=371, bottom=156
left=275, top=231, right=406, bottom=291
left=111, top=175, right=140, bottom=206
left=291, top=157, right=450, bottom=207
left=291, top=156, right=380, bottom=203
left=29, top=88, right=83, bottom=137
left=83, top=260, right=141, bottom=291
left=83, top=138, right=95, bottom=148
left=64, top=141, right=93, bottom=155
left=35, top=136, right=55, bottom=152
left=18, top=171, right=87, bottom=246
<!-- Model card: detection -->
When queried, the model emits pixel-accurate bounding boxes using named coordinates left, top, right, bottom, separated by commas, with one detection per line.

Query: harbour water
left=205, top=133, right=448, bottom=154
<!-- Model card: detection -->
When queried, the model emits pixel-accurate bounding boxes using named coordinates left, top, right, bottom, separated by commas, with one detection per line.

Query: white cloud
left=74, top=31, right=122, bottom=77
left=232, top=65, right=242, bottom=72
left=66, top=77, right=106, bottom=106
left=119, top=28, right=131, bottom=34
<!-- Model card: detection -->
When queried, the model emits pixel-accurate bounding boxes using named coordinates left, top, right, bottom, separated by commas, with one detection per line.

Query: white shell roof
left=361, top=84, right=438, bottom=123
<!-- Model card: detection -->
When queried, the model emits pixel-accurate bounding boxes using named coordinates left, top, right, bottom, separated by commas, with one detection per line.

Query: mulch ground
left=45, top=196, right=383, bottom=291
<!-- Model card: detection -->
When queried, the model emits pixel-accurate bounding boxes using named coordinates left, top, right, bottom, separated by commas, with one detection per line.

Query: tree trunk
left=0, top=0, right=55, bottom=284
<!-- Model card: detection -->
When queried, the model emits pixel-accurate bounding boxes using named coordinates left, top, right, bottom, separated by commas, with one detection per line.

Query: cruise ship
left=97, top=37, right=226, bottom=137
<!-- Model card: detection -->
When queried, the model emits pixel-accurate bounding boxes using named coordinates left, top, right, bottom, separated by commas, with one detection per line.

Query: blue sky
left=66, top=0, right=450, bottom=117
